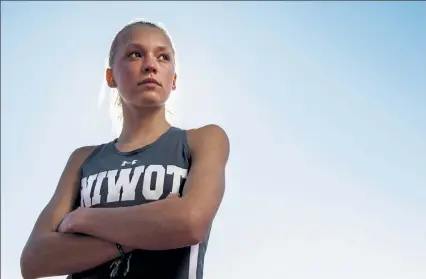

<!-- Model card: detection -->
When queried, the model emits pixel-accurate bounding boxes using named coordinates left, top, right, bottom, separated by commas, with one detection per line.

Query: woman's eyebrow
left=155, top=45, right=172, bottom=52
left=123, top=43, right=172, bottom=52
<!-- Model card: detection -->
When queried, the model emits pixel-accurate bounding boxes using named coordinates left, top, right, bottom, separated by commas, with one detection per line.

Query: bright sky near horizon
left=1, top=2, right=425, bottom=279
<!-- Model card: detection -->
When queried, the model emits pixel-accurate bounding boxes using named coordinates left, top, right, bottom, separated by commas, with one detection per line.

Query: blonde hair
left=98, top=18, right=178, bottom=135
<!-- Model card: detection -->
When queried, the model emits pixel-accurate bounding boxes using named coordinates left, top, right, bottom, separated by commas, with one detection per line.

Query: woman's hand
left=57, top=207, right=86, bottom=234
left=57, top=208, right=134, bottom=252
left=166, top=193, right=181, bottom=200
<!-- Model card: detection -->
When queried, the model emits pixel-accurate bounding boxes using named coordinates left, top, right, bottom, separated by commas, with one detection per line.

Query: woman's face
left=107, top=24, right=177, bottom=109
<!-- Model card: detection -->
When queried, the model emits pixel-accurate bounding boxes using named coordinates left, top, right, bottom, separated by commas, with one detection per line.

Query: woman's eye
left=128, top=52, right=142, bottom=58
left=159, top=54, right=170, bottom=61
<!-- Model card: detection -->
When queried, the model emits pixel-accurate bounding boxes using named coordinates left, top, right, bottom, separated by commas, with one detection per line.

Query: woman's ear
left=106, top=68, right=116, bottom=88
left=172, top=73, right=177, bottom=90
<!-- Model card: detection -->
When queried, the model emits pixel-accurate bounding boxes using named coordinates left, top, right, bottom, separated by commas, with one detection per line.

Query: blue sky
left=1, top=2, right=425, bottom=278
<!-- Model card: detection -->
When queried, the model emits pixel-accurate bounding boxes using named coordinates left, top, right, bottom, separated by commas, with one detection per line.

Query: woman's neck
left=118, top=105, right=171, bottom=148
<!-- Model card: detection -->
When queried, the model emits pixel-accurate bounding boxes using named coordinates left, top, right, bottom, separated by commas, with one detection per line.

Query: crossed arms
left=20, top=125, right=229, bottom=279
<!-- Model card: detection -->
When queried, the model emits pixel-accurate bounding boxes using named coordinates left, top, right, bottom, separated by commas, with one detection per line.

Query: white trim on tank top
left=188, top=244, right=200, bottom=279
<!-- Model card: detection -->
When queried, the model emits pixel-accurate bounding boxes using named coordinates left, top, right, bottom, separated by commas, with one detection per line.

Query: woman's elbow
left=21, top=264, right=36, bottom=279
left=20, top=238, right=47, bottom=279
left=186, top=213, right=211, bottom=245
left=20, top=249, right=38, bottom=279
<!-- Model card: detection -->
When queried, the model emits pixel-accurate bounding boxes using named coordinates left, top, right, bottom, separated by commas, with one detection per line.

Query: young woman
left=20, top=20, right=229, bottom=279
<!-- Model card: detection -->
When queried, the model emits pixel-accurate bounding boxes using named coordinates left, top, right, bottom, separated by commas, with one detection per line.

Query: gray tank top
left=71, top=126, right=209, bottom=279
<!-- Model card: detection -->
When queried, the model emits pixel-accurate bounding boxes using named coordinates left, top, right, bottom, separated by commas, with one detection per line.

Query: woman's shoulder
left=186, top=124, right=230, bottom=154
left=70, top=144, right=107, bottom=168
left=186, top=123, right=227, bottom=137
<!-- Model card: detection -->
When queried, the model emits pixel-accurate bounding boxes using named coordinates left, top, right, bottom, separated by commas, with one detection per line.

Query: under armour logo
left=121, top=160, right=138, bottom=167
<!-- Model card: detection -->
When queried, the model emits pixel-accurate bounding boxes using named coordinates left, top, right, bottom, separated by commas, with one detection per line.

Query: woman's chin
left=137, top=91, right=167, bottom=105
left=138, top=97, right=167, bottom=108
left=123, top=89, right=169, bottom=108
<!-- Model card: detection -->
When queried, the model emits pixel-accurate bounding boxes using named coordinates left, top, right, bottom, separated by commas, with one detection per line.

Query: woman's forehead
left=117, top=25, right=172, bottom=50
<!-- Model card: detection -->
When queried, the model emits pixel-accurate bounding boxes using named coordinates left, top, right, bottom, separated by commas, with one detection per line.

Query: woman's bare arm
left=20, top=146, right=131, bottom=279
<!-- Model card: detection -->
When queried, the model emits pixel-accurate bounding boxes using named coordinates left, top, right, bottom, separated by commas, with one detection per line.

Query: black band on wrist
left=116, top=243, right=125, bottom=258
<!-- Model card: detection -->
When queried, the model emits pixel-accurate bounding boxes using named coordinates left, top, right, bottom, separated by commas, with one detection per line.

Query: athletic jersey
left=71, top=126, right=209, bottom=279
